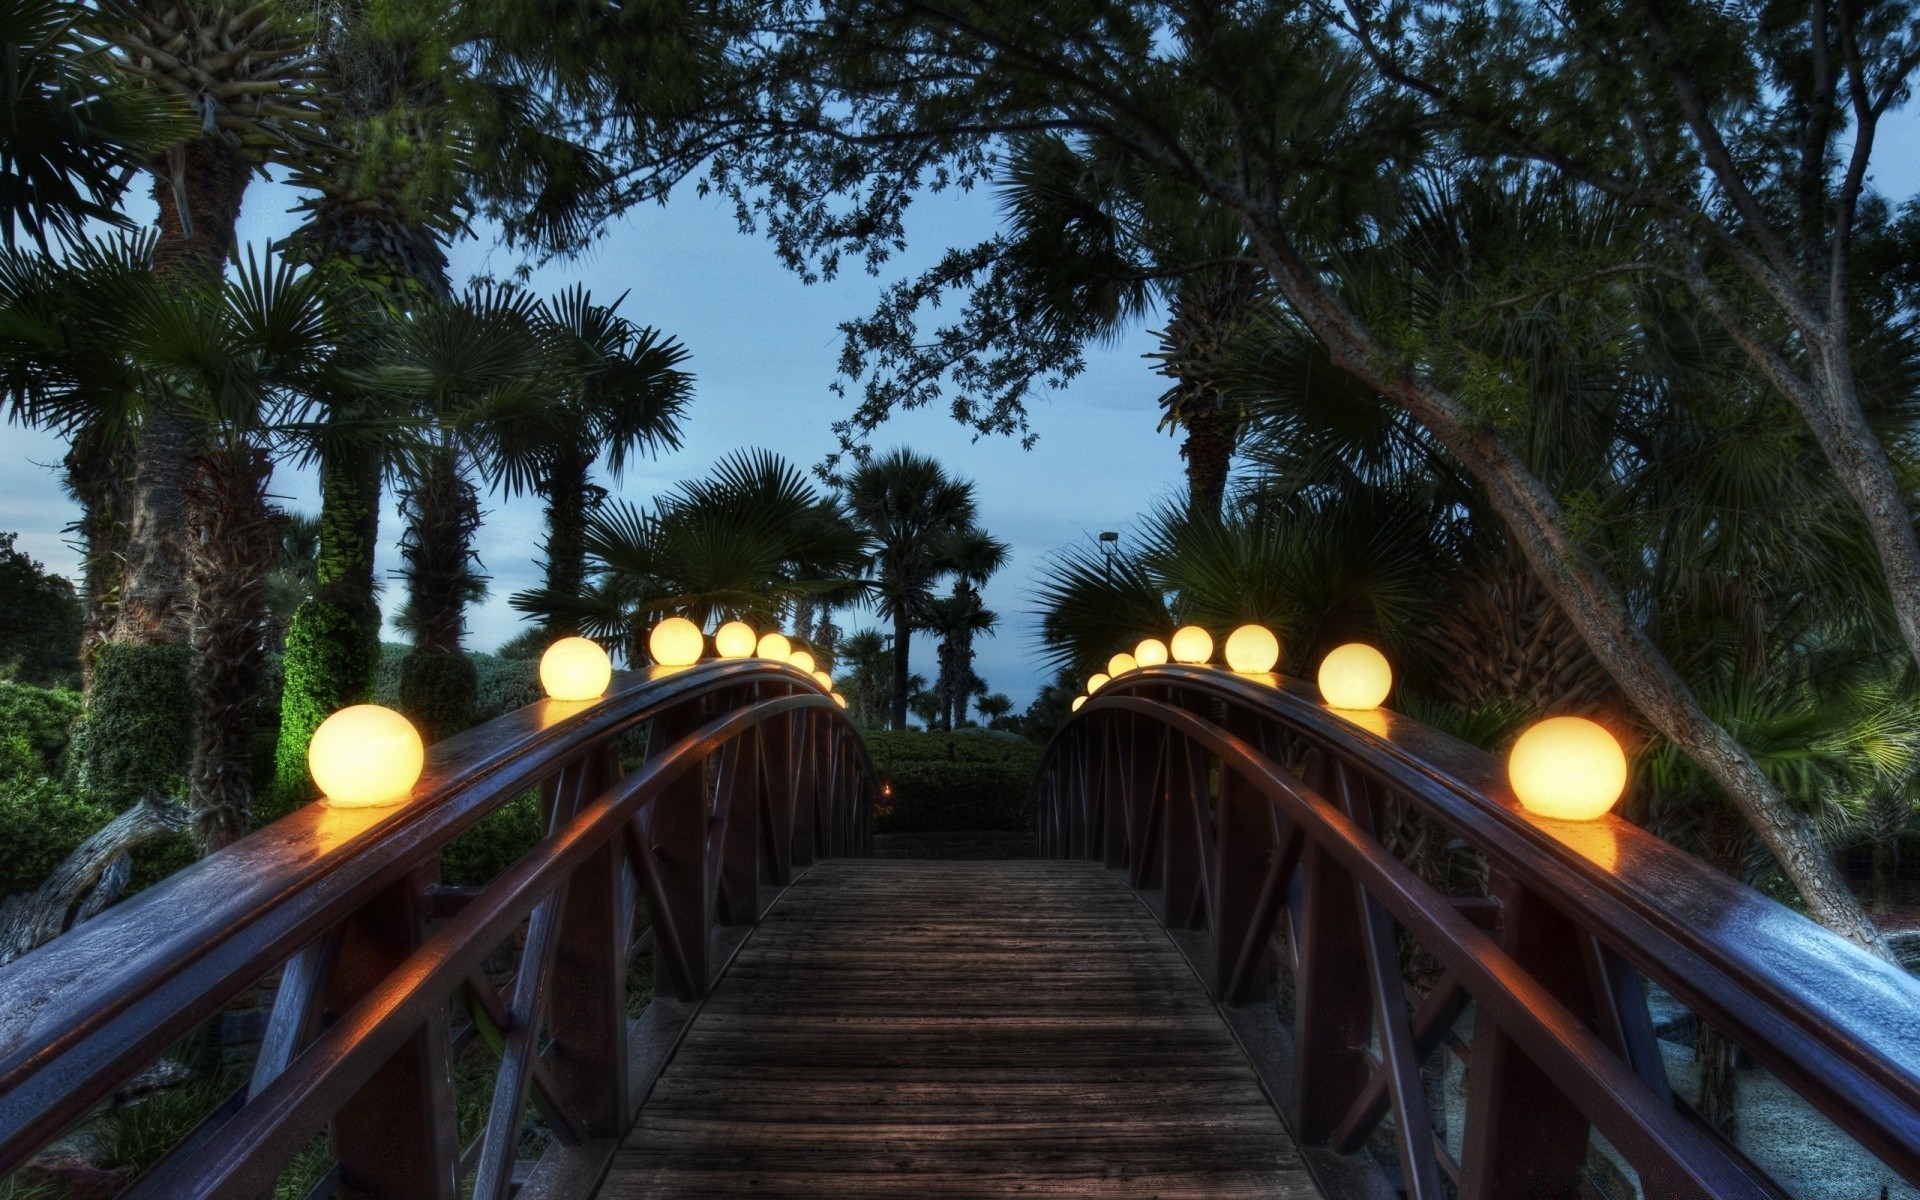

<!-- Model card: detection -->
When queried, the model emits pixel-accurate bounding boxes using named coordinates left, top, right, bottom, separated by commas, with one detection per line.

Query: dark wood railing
left=1037, top=664, right=1920, bottom=1200
left=0, top=659, right=872, bottom=1200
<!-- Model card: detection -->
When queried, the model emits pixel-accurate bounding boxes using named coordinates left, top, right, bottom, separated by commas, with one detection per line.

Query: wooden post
left=326, top=867, right=457, bottom=1200
left=637, top=705, right=712, bottom=1002
left=1458, top=875, right=1595, bottom=1200
left=1288, top=751, right=1373, bottom=1144
left=544, top=745, right=630, bottom=1135
left=1212, top=708, right=1277, bottom=1003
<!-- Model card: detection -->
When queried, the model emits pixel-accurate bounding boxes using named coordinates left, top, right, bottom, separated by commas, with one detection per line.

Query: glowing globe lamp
left=1170, top=625, right=1214, bottom=664
left=1508, top=717, right=1628, bottom=821
left=714, top=620, right=757, bottom=659
left=756, top=631, right=792, bottom=660
left=1134, top=638, right=1169, bottom=668
left=832, top=692, right=849, bottom=708
left=1107, top=652, right=1139, bottom=678
left=1224, top=624, right=1280, bottom=674
left=812, top=669, right=833, bottom=689
left=787, top=649, right=815, bottom=675
left=1318, top=643, right=1392, bottom=710
left=648, top=616, right=703, bottom=667
left=308, top=705, right=423, bottom=809
left=1071, top=696, right=1086, bottom=712
left=1087, top=672, right=1110, bottom=694
left=540, top=636, right=612, bottom=700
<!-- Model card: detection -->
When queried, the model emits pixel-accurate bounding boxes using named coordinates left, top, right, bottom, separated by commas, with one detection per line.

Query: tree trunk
left=185, top=444, right=281, bottom=852
left=63, top=426, right=130, bottom=684
left=891, top=609, right=912, bottom=730
left=398, top=444, right=480, bottom=742
left=269, top=439, right=384, bottom=821
left=541, top=447, right=595, bottom=630
left=1229, top=210, right=1889, bottom=955
left=1182, top=407, right=1236, bottom=520
left=0, top=791, right=191, bottom=967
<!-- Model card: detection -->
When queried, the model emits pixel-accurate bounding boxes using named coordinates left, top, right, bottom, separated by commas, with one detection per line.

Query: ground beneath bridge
left=600, top=859, right=1317, bottom=1198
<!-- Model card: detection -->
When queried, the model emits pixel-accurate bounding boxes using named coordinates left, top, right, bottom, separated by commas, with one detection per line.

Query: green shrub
left=472, top=654, right=540, bottom=722
left=864, top=729, right=1040, bottom=833
left=0, top=774, right=113, bottom=896
left=97, top=1080, right=232, bottom=1174
left=0, top=683, right=82, bottom=774
left=68, top=641, right=190, bottom=810
left=439, top=791, right=543, bottom=886
left=267, top=599, right=380, bottom=824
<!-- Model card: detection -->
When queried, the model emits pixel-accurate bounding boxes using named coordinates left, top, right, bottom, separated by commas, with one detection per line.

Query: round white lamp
left=1508, top=717, right=1628, bottom=821
left=649, top=617, right=703, bottom=667
left=789, top=648, right=817, bottom=675
left=539, top=636, right=612, bottom=700
left=1224, top=624, right=1280, bottom=674
left=1318, top=643, right=1392, bottom=710
left=1134, top=638, right=1169, bottom=667
left=756, top=631, right=791, bottom=660
left=714, top=620, right=757, bottom=659
left=1086, top=672, right=1110, bottom=694
left=1170, top=625, right=1214, bottom=664
left=1107, top=651, right=1139, bottom=677
left=308, top=705, right=424, bottom=809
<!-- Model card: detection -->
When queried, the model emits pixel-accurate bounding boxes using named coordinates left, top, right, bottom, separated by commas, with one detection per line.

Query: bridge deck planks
left=599, top=859, right=1319, bottom=1199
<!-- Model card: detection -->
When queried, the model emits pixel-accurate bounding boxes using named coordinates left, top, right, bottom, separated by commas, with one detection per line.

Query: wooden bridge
left=2, top=658, right=1919, bottom=1199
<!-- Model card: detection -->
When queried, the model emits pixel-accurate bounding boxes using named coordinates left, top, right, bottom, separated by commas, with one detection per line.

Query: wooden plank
left=598, top=860, right=1318, bottom=1198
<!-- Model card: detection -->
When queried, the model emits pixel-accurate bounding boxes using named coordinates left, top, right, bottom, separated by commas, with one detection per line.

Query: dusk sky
left=5, top=118, right=1919, bottom=709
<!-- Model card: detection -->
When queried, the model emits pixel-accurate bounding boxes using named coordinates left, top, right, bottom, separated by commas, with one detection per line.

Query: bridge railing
left=1037, top=664, right=1920, bottom=1200
left=0, top=659, right=872, bottom=1200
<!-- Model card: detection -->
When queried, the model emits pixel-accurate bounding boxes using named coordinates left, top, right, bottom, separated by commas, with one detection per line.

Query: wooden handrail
left=0, top=659, right=875, bottom=1196
left=1037, top=664, right=1920, bottom=1199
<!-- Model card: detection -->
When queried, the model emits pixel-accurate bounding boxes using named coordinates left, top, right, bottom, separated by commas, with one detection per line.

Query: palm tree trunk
left=1182, top=404, right=1236, bottom=519
left=541, top=447, right=594, bottom=631
left=75, top=137, right=251, bottom=809
left=399, top=445, right=480, bottom=742
left=891, top=609, right=912, bottom=730
left=185, top=444, right=280, bottom=851
left=268, top=440, right=385, bottom=820
left=63, top=426, right=130, bottom=684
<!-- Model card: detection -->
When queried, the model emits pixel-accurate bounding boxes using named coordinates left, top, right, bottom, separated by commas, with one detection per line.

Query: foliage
left=68, top=641, right=191, bottom=810
left=399, top=647, right=479, bottom=746
left=0, top=768, right=112, bottom=897
left=0, top=0, right=187, bottom=250
left=440, top=791, right=542, bottom=887
left=96, top=1079, right=233, bottom=1174
left=0, top=534, right=81, bottom=686
left=0, top=682, right=82, bottom=774
left=865, top=729, right=1040, bottom=833
left=266, top=600, right=381, bottom=824
left=514, top=449, right=868, bottom=661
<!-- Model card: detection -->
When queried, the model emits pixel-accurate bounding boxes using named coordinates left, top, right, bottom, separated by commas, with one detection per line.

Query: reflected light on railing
left=1086, top=672, right=1110, bottom=694
left=714, top=620, right=757, bottom=659
left=1318, top=643, right=1392, bottom=710
left=1170, top=625, right=1213, bottom=664
left=1508, top=716, right=1627, bottom=821
left=308, top=705, right=424, bottom=809
left=649, top=617, right=704, bottom=667
left=1335, top=707, right=1390, bottom=738
left=756, top=631, right=791, bottom=660
left=1107, top=652, right=1139, bottom=677
left=1224, top=624, right=1280, bottom=675
left=1546, top=815, right=1623, bottom=871
left=1134, top=638, right=1169, bottom=667
left=540, top=636, right=612, bottom=700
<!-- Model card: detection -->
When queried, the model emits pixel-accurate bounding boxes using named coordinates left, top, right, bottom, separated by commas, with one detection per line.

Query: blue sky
left=5, top=114, right=1919, bottom=710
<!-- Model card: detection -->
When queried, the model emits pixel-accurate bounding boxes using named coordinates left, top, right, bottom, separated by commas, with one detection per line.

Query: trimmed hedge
left=0, top=682, right=81, bottom=774
left=863, top=729, right=1041, bottom=833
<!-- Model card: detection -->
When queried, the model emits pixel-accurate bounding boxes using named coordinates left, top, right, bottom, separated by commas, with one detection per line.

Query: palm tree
left=1, top=0, right=186, bottom=250
left=373, top=282, right=545, bottom=741
left=836, top=628, right=893, bottom=728
left=483, top=286, right=693, bottom=632
left=843, top=449, right=977, bottom=728
left=512, top=450, right=867, bottom=664
left=923, top=524, right=1007, bottom=730
left=976, top=692, right=1013, bottom=728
